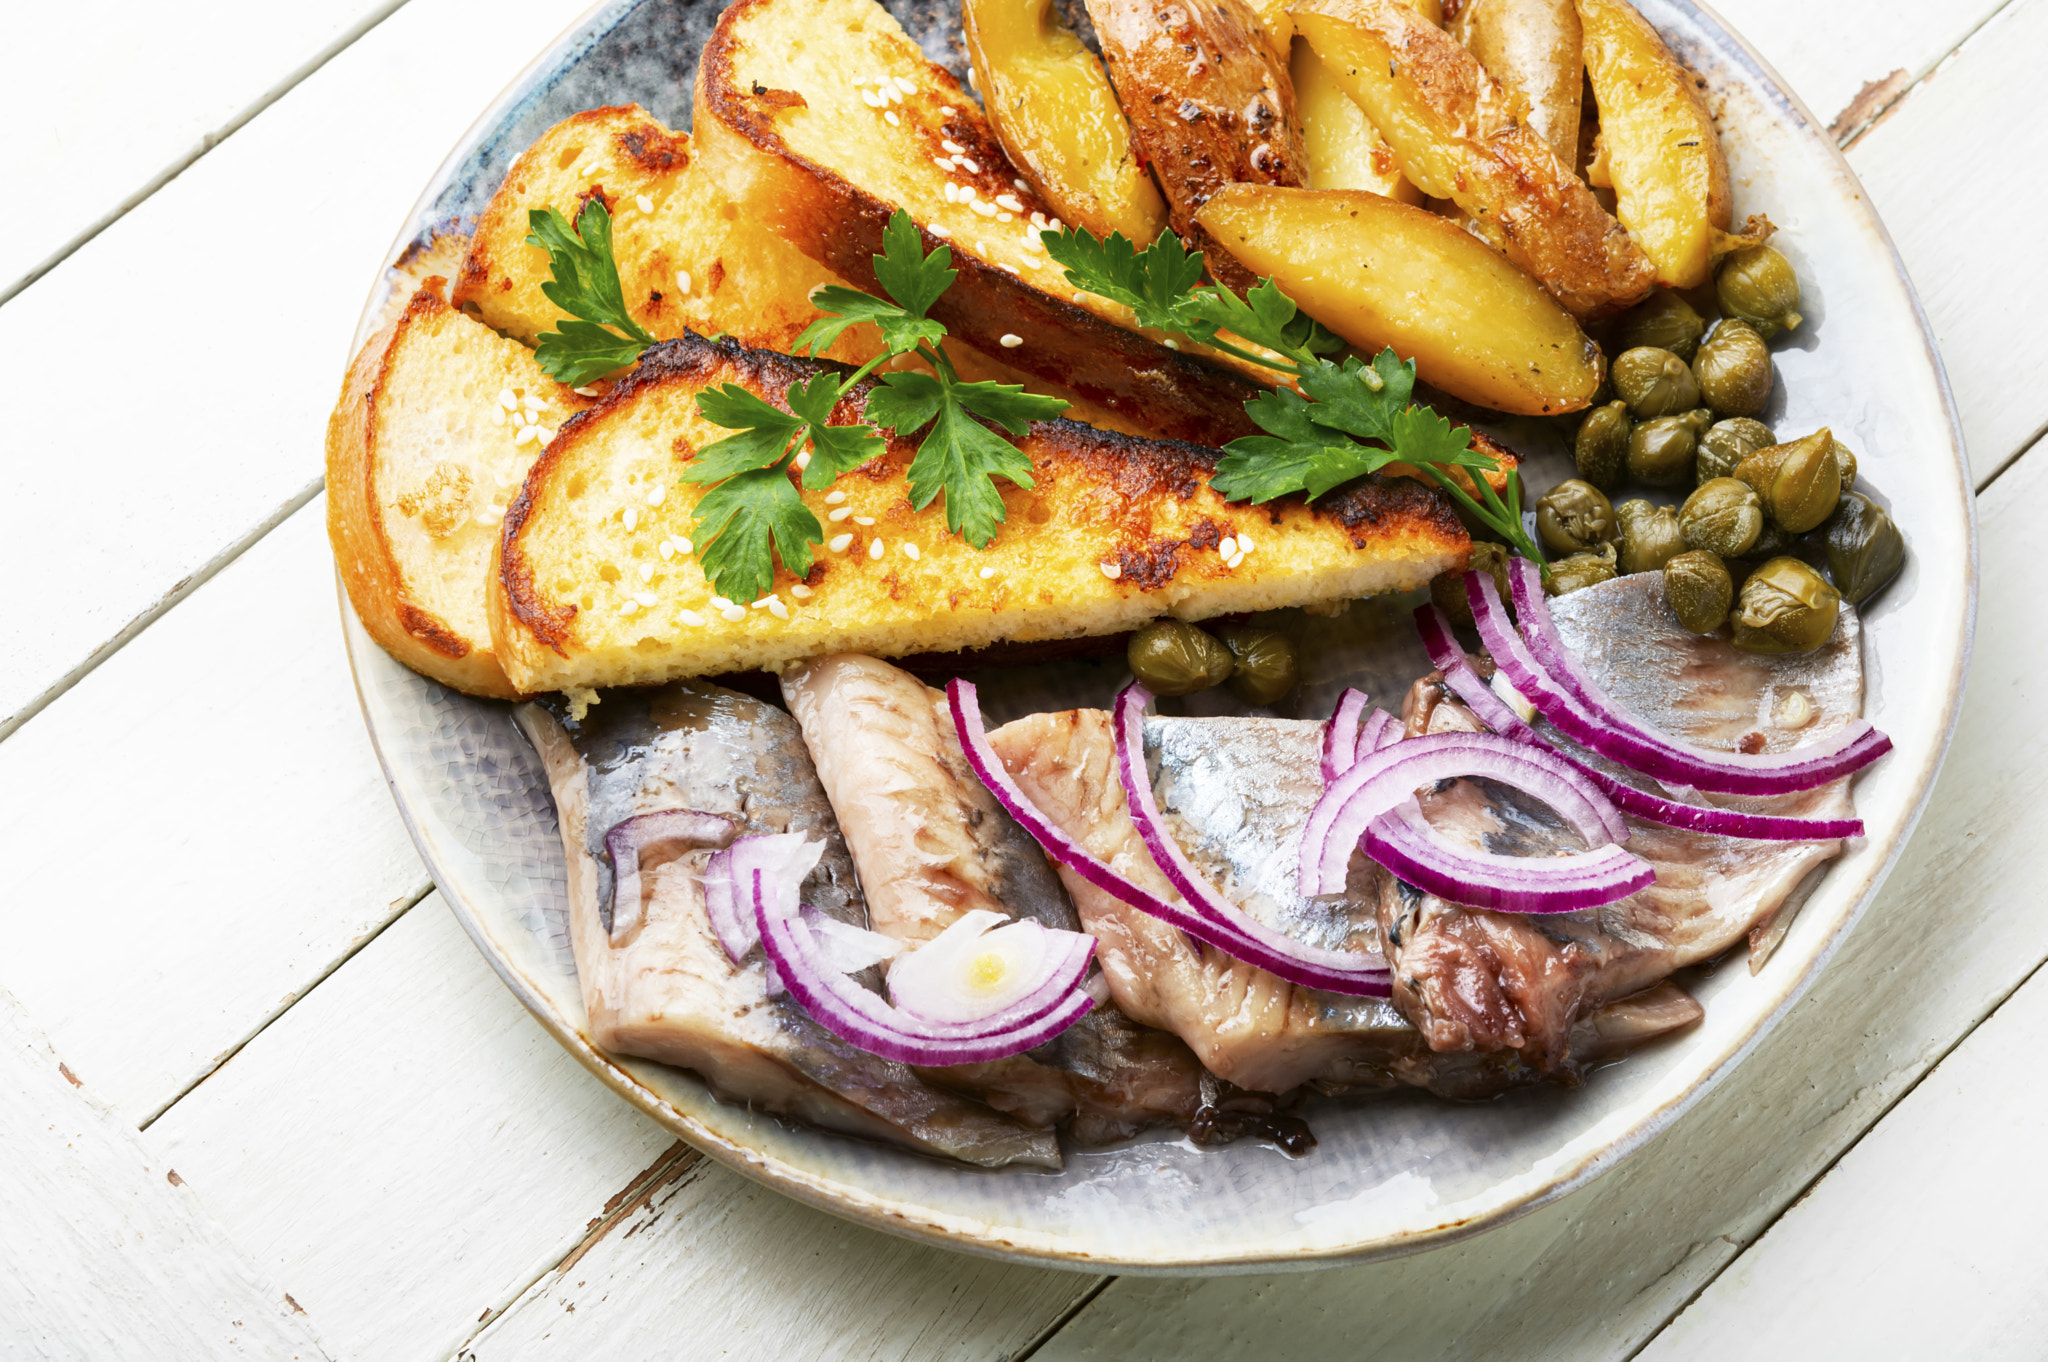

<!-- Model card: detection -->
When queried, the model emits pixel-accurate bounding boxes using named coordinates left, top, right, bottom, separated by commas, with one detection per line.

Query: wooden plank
left=0, top=0, right=591, bottom=738
left=145, top=894, right=679, bottom=1362
left=0, top=496, right=428, bottom=1125
left=0, top=0, right=407, bottom=298
left=1030, top=435, right=2047, bottom=1358
left=1843, top=0, right=2048, bottom=488
left=461, top=1157, right=1098, bottom=1361
left=0, top=986, right=331, bottom=1360
left=1639, top=958, right=2048, bottom=1359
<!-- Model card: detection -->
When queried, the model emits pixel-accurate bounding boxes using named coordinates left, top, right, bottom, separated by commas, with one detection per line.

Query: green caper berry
left=1613, top=289, right=1708, bottom=361
left=1544, top=543, right=1618, bottom=597
left=1627, top=415, right=1699, bottom=487
left=1535, top=479, right=1619, bottom=556
left=1736, top=428, right=1842, bottom=534
left=1217, top=625, right=1300, bottom=706
left=1697, top=418, right=1775, bottom=485
left=1830, top=437, right=1858, bottom=497
left=1680, top=478, right=1765, bottom=558
left=1822, top=492, right=1906, bottom=606
left=1127, top=619, right=1234, bottom=696
left=1664, top=550, right=1733, bottom=634
left=1574, top=401, right=1632, bottom=490
left=1693, top=318, right=1774, bottom=417
left=1430, top=541, right=1513, bottom=626
left=1717, top=244, right=1804, bottom=339
left=1612, top=346, right=1703, bottom=418
left=1732, top=557, right=1840, bottom=654
left=1615, top=499, right=1685, bottom=575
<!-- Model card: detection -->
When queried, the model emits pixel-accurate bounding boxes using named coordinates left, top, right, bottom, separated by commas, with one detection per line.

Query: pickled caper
left=1680, top=478, right=1765, bottom=558
left=1732, top=557, right=1840, bottom=654
left=1217, top=625, right=1299, bottom=706
left=1128, top=619, right=1234, bottom=696
left=1613, top=289, right=1708, bottom=361
left=1615, top=499, right=1684, bottom=575
left=1535, top=479, right=1619, bottom=556
left=1429, top=541, right=1512, bottom=626
left=1574, top=401, right=1633, bottom=490
left=1693, top=319, right=1774, bottom=417
left=1822, top=492, right=1906, bottom=605
left=1664, top=550, right=1733, bottom=634
left=1544, top=543, right=1617, bottom=597
left=1736, top=428, right=1842, bottom=534
left=1830, top=437, right=1858, bottom=497
left=1717, top=244, right=1804, bottom=339
left=1628, top=414, right=1699, bottom=487
left=1612, top=347, right=1703, bottom=418
left=1697, top=418, right=1775, bottom=484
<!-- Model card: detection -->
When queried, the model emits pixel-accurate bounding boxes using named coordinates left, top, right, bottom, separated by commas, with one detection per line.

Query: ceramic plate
left=341, top=0, right=1975, bottom=1272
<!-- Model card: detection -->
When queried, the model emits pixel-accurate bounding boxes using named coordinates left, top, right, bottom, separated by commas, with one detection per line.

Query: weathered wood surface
left=0, top=987, right=330, bottom=1361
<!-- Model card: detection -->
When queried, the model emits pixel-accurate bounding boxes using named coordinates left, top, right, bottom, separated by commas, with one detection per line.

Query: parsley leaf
left=905, top=404, right=1038, bottom=547
left=1040, top=228, right=1212, bottom=337
left=527, top=200, right=656, bottom=385
left=793, top=214, right=953, bottom=359
left=691, top=468, right=820, bottom=607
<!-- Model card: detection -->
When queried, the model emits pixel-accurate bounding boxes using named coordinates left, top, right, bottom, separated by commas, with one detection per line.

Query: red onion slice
left=1322, top=688, right=1370, bottom=783
left=946, top=679, right=1391, bottom=997
left=1416, top=604, right=1865, bottom=840
left=1467, top=563, right=1890, bottom=795
left=704, top=833, right=822, bottom=963
left=1356, top=708, right=1396, bottom=760
left=888, top=913, right=1096, bottom=1027
left=604, top=809, right=739, bottom=943
left=1361, top=802, right=1655, bottom=913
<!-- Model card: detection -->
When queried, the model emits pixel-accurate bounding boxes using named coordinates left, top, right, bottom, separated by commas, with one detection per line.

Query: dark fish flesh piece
left=1379, top=572, right=1861, bottom=1071
left=515, top=681, right=1060, bottom=1169
left=781, top=654, right=1204, bottom=1141
left=986, top=708, right=1702, bottom=1096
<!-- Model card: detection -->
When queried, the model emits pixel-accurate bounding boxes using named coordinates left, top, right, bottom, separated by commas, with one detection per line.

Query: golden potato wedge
left=1292, top=0, right=1653, bottom=318
left=1243, top=0, right=1296, bottom=52
left=1292, top=38, right=1421, bottom=201
left=1450, top=0, right=1583, bottom=164
left=1084, top=0, right=1306, bottom=288
left=963, top=0, right=1168, bottom=244
left=1577, top=0, right=1732, bottom=288
left=1197, top=183, right=1602, bottom=415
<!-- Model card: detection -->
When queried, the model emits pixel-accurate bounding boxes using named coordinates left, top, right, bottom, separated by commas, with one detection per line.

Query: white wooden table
left=3, top=2, right=2043, bottom=1356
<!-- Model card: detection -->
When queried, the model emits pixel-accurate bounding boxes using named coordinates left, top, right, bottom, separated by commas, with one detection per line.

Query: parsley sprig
left=526, top=201, right=658, bottom=386
left=1040, top=227, right=1545, bottom=571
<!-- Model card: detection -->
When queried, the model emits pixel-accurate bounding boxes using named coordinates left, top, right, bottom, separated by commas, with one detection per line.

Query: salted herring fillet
left=781, top=654, right=1205, bottom=1142
left=515, top=681, right=1059, bottom=1169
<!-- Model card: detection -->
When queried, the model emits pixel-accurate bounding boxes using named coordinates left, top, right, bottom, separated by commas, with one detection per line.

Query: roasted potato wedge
left=1292, top=38, right=1421, bottom=201
left=1577, top=0, right=1732, bottom=288
left=1197, top=183, right=1602, bottom=415
left=1084, top=0, right=1306, bottom=288
left=964, top=0, right=1168, bottom=244
left=1450, top=0, right=1583, bottom=165
left=1292, top=0, right=1653, bottom=318
left=1244, top=0, right=1296, bottom=52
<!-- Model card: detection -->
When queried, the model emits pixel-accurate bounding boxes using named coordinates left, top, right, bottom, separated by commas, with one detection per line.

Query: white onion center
left=887, top=910, right=1053, bottom=1024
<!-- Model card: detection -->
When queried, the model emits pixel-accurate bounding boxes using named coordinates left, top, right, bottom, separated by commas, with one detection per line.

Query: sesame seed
left=961, top=158, right=981, bottom=174
left=995, top=194, right=1024, bottom=212
left=884, top=111, right=901, bottom=127
left=933, top=156, right=953, bottom=170
left=710, top=596, right=735, bottom=611
left=942, top=139, right=965, bottom=154
left=790, top=583, right=814, bottom=598
left=536, top=427, right=555, bottom=444
left=524, top=394, right=546, bottom=411
left=825, top=490, right=847, bottom=505
left=854, top=516, right=875, bottom=526
left=574, top=385, right=601, bottom=397
left=999, top=333, right=1023, bottom=348
left=679, top=609, right=706, bottom=627
left=1014, top=178, right=1029, bottom=191
left=634, top=591, right=658, bottom=607
left=794, top=449, right=812, bottom=472
left=958, top=184, right=977, bottom=203
left=1219, top=536, right=1238, bottom=558
left=971, top=201, right=998, bottom=218
left=901, top=542, right=920, bottom=560
left=647, top=485, right=666, bottom=506
left=514, top=425, right=537, bottom=445
left=623, top=507, right=639, bottom=531
left=941, top=106, right=957, bottom=116
left=1049, top=218, right=1064, bottom=231
left=943, top=183, right=960, bottom=204
left=1073, top=292, right=1086, bottom=304
left=721, top=605, right=747, bottom=622
left=639, top=564, right=655, bottom=582
left=1022, top=229, right=1043, bottom=252
left=1163, top=338, right=1180, bottom=350
left=830, top=533, right=854, bottom=552
left=620, top=599, right=640, bottom=615
left=997, top=263, right=1020, bottom=275
left=675, top=270, right=692, bottom=295
left=659, top=540, right=676, bottom=560
left=1237, top=534, right=1254, bottom=553
left=677, top=537, right=693, bottom=554
left=514, top=410, right=532, bottom=427
left=979, top=565, right=996, bottom=579
left=869, top=539, right=885, bottom=560
left=1030, top=211, right=1047, bottom=228
left=752, top=597, right=772, bottom=610
left=862, top=88, right=885, bottom=108
left=893, top=75, right=917, bottom=95
left=768, top=597, right=790, bottom=619
left=829, top=506, right=853, bottom=522
left=498, top=389, right=518, bottom=410
left=1228, top=551, right=1247, bottom=569
left=929, top=224, right=952, bottom=238
left=636, top=194, right=655, bottom=214
left=1101, top=563, right=1122, bottom=580
left=997, top=212, right=1013, bottom=223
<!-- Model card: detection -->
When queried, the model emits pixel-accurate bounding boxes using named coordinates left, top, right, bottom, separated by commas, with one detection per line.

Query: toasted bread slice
left=489, top=332, right=1466, bottom=694
left=692, top=0, right=1279, bottom=447
left=328, top=282, right=594, bottom=698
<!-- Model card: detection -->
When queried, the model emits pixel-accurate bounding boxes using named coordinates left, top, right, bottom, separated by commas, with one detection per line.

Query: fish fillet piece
left=516, top=680, right=1059, bottom=1169
left=782, top=654, right=1204, bottom=1140
left=1380, top=572, right=1860, bottom=1070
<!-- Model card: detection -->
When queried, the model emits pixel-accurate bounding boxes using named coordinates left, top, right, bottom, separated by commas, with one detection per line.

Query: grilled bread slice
left=328, top=282, right=593, bottom=698
left=692, top=0, right=1279, bottom=448
left=489, top=331, right=1466, bottom=694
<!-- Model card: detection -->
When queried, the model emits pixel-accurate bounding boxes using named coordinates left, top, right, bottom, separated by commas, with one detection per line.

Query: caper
left=1664, top=550, right=1733, bottom=634
left=1429, top=541, right=1512, bottom=626
left=1697, top=418, right=1775, bottom=484
left=1535, top=479, right=1619, bottom=556
left=1544, top=543, right=1617, bottom=597
left=1628, top=415, right=1699, bottom=487
left=1736, top=428, right=1842, bottom=534
left=1616, top=499, right=1685, bottom=575
left=1822, top=492, right=1906, bottom=605
left=1613, top=289, right=1708, bottom=361
left=1612, top=346, right=1703, bottom=418
left=1214, top=625, right=1299, bottom=706
left=1680, top=478, right=1764, bottom=558
left=1830, top=436, right=1858, bottom=497
left=1717, top=244, right=1804, bottom=339
left=1127, top=619, right=1234, bottom=696
left=1732, top=557, right=1840, bottom=654
left=1574, top=401, right=1633, bottom=490
left=1693, top=319, right=1774, bottom=417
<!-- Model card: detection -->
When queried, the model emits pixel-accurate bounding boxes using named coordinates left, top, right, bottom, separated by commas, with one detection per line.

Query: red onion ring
left=1360, top=802, right=1655, bottom=913
left=604, top=809, right=739, bottom=942
left=1322, top=688, right=1370, bottom=783
left=704, top=833, right=821, bottom=963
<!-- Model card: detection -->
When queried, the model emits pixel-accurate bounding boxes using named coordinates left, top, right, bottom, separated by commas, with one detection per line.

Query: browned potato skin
left=1198, top=183, right=1602, bottom=415
left=1449, top=0, right=1583, bottom=165
left=1084, top=0, right=1307, bottom=289
left=1292, top=0, right=1654, bottom=319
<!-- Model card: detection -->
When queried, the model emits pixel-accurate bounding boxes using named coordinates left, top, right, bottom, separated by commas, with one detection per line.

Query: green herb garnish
left=1041, top=227, right=1545, bottom=570
left=526, top=201, right=658, bottom=386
